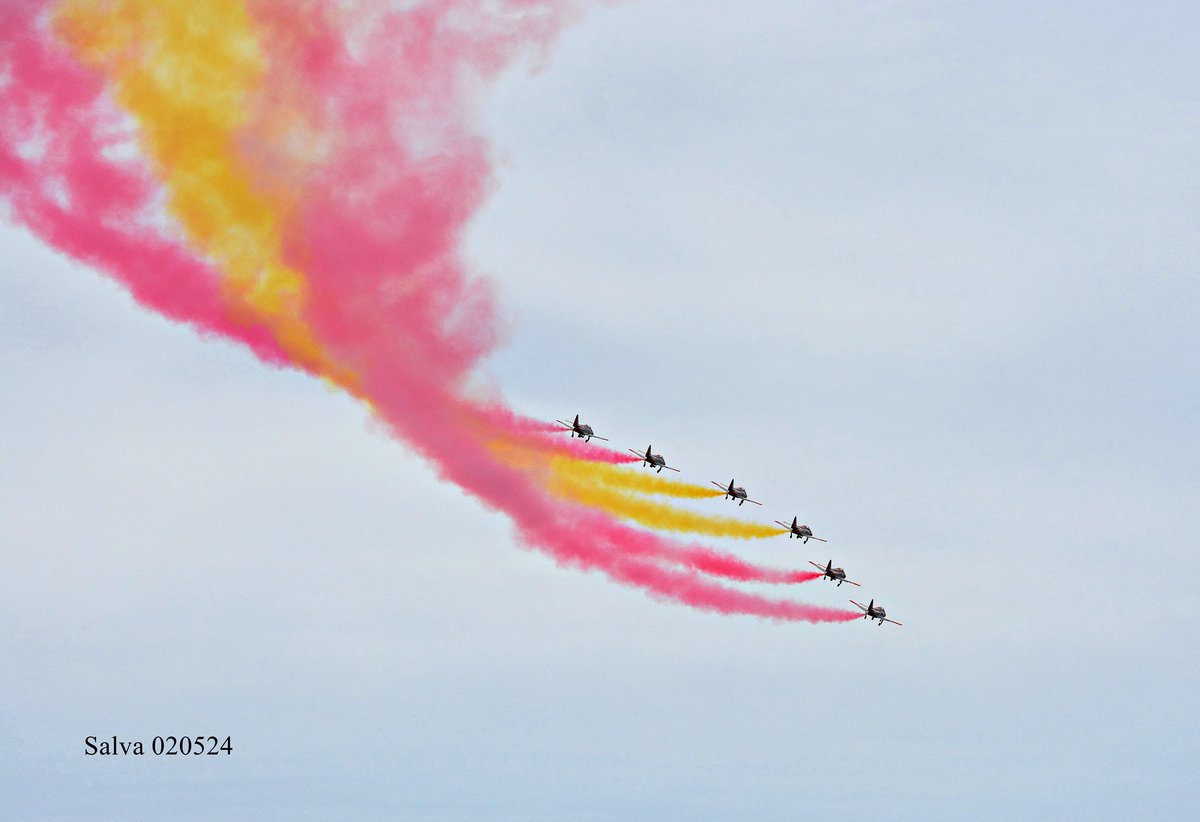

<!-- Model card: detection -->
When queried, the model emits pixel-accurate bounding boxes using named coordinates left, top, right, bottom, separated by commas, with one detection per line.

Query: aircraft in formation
left=809, top=559, right=860, bottom=588
left=555, top=414, right=608, bottom=442
left=710, top=479, right=762, bottom=506
left=850, top=598, right=902, bottom=626
left=775, top=516, right=826, bottom=543
left=629, top=445, right=680, bottom=473
left=554, top=413, right=902, bottom=626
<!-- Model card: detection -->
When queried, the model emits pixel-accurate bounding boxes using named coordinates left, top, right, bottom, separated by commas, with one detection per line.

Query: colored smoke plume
left=1, top=0, right=860, bottom=624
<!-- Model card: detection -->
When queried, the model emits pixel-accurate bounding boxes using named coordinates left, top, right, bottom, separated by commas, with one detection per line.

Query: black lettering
left=85, top=736, right=97, bottom=755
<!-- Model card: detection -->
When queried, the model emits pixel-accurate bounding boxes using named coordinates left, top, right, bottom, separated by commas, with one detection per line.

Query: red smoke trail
left=0, top=0, right=290, bottom=367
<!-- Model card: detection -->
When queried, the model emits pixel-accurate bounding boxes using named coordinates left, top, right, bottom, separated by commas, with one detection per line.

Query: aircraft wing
left=710, top=481, right=728, bottom=490
left=849, top=600, right=868, bottom=612
left=589, top=435, right=610, bottom=442
left=554, top=420, right=573, bottom=429
left=807, top=561, right=826, bottom=572
left=744, top=498, right=763, bottom=506
left=628, top=449, right=647, bottom=458
left=662, top=465, right=681, bottom=473
left=809, top=536, right=828, bottom=543
left=882, top=617, right=903, bottom=626
left=774, top=520, right=791, bottom=529
left=843, top=579, right=862, bottom=587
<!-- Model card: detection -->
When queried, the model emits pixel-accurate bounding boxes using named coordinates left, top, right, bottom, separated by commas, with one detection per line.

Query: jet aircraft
left=555, top=414, right=608, bottom=443
left=628, top=445, right=680, bottom=473
left=808, top=560, right=860, bottom=587
left=850, top=598, right=902, bottom=626
left=709, top=479, right=762, bottom=506
left=774, top=516, right=827, bottom=543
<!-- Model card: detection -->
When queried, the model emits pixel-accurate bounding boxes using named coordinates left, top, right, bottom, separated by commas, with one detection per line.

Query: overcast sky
left=3, top=2, right=1198, bottom=819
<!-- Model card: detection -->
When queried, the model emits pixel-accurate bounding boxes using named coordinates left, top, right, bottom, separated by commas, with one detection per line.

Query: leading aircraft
left=808, top=560, right=860, bottom=587
left=555, top=414, right=608, bottom=443
left=849, top=598, right=902, bottom=626
left=709, top=479, right=762, bottom=506
left=774, top=516, right=827, bottom=543
left=628, top=445, right=680, bottom=473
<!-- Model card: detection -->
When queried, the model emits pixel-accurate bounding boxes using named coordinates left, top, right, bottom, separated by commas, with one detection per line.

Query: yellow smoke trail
left=52, top=0, right=353, bottom=388
left=479, top=429, right=786, bottom=538
left=547, top=458, right=785, bottom=539
left=552, top=456, right=725, bottom=499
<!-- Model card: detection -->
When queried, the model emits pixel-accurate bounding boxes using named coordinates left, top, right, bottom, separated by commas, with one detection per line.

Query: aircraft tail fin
left=573, top=413, right=579, bottom=426
left=728, top=479, right=735, bottom=493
